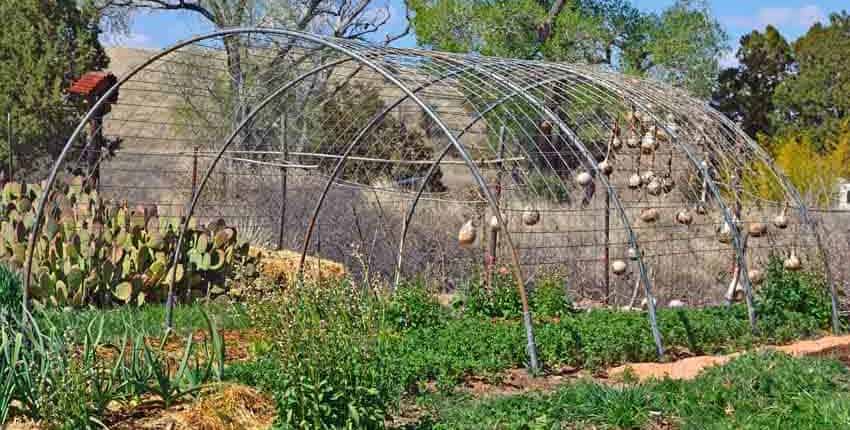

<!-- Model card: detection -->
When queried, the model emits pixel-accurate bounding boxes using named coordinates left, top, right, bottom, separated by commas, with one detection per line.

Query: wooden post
left=486, top=127, right=506, bottom=285
left=278, top=114, right=288, bottom=250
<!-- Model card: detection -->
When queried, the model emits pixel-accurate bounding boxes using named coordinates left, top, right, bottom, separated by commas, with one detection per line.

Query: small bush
left=386, top=280, right=446, bottom=330
left=462, top=273, right=573, bottom=319
left=756, top=255, right=831, bottom=338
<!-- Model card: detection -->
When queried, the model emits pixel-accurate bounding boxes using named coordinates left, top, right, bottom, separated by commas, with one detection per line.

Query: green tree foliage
left=408, top=0, right=727, bottom=98
left=771, top=12, right=850, bottom=149
left=310, top=82, right=446, bottom=191
left=0, top=0, right=108, bottom=178
left=711, top=26, right=793, bottom=138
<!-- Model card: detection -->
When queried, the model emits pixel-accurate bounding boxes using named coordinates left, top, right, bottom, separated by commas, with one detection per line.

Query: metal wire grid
left=23, top=28, right=847, bottom=364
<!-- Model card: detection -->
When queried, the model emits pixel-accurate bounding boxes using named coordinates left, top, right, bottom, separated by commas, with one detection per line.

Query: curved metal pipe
left=464, top=61, right=665, bottom=358
left=23, top=29, right=352, bottom=313
left=163, top=57, right=354, bottom=327
left=393, top=75, right=576, bottom=284
left=558, top=66, right=758, bottom=333
left=296, top=62, right=481, bottom=274
left=704, top=108, right=841, bottom=333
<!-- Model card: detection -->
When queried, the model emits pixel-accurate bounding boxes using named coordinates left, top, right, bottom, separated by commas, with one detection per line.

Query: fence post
left=278, top=114, right=288, bottom=250
left=604, top=189, right=611, bottom=304
left=191, top=146, right=199, bottom=198
left=6, top=112, right=12, bottom=182
left=486, top=126, right=506, bottom=285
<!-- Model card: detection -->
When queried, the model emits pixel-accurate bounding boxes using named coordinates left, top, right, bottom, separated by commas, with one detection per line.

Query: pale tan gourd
left=458, top=220, right=476, bottom=247
left=522, top=205, right=540, bottom=226
left=640, top=208, right=659, bottom=223
left=611, top=260, right=627, bottom=275
left=676, top=209, right=693, bottom=226
left=784, top=250, right=802, bottom=271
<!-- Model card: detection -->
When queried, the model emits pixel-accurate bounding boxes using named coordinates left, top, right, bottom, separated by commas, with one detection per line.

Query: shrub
left=461, top=273, right=573, bottom=319
left=756, top=255, right=831, bottom=338
left=385, top=279, right=446, bottom=330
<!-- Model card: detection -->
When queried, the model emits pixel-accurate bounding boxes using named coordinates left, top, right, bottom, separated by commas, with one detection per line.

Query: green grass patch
left=411, top=351, right=850, bottom=429
left=37, top=301, right=251, bottom=341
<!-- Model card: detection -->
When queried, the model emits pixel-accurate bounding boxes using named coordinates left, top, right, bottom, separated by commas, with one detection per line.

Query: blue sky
left=103, top=1, right=848, bottom=66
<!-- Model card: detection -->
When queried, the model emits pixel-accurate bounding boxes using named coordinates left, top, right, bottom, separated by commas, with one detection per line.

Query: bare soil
left=608, top=334, right=850, bottom=382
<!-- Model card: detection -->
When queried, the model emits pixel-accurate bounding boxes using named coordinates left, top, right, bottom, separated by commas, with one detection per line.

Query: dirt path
left=608, top=334, right=850, bottom=382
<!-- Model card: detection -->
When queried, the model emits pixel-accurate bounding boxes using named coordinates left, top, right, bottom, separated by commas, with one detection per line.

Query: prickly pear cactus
left=0, top=176, right=253, bottom=308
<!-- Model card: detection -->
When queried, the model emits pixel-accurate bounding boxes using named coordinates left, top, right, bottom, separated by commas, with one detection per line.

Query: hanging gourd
left=676, top=209, right=693, bottom=226
left=627, top=247, right=640, bottom=261
left=612, top=135, right=623, bottom=151
left=628, top=173, right=641, bottom=189
left=611, top=260, right=627, bottom=275
left=575, top=171, right=593, bottom=187
left=641, top=132, right=657, bottom=155
left=748, top=222, right=767, bottom=237
left=522, top=205, right=540, bottom=226
left=748, top=269, right=764, bottom=285
left=784, top=250, right=802, bottom=271
left=716, top=218, right=734, bottom=244
left=640, top=170, right=655, bottom=186
left=599, top=132, right=615, bottom=175
left=662, top=152, right=675, bottom=193
left=646, top=178, right=662, bottom=196
left=774, top=202, right=789, bottom=229
left=668, top=299, right=685, bottom=308
left=640, top=208, right=659, bottom=223
left=458, top=220, right=476, bottom=247
left=598, top=159, right=614, bottom=176
left=488, top=215, right=501, bottom=232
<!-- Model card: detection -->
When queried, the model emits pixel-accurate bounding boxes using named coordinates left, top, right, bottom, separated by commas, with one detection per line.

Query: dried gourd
left=646, top=178, right=662, bottom=196
left=575, top=171, right=593, bottom=186
left=488, top=215, right=501, bottom=231
left=458, top=220, right=476, bottom=247
left=522, top=205, right=540, bottom=226
left=598, top=159, right=613, bottom=176
left=784, top=251, right=801, bottom=271
left=611, top=260, right=627, bottom=275
left=676, top=210, right=693, bottom=226
left=748, top=269, right=764, bottom=285
left=640, top=208, right=659, bottom=223
left=774, top=203, right=789, bottom=229
left=628, top=173, right=642, bottom=189
left=627, top=247, right=640, bottom=261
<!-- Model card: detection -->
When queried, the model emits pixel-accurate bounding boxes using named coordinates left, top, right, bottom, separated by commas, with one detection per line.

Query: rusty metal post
left=277, top=114, right=288, bottom=250
left=486, top=126, right=506, bottom=285
left=191, top=146, right=199, bottom=199
left=6, top=112, right=11, bottom=182
left=604, top=188, right=611, bottom=304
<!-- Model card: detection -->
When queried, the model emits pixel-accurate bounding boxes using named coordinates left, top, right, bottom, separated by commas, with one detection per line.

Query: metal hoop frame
left=25, top=28, right=841, bottom=373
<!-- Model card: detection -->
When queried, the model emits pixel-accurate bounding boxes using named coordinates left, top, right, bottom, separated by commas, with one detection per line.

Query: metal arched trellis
left=25, top=28, right=842, bottom=371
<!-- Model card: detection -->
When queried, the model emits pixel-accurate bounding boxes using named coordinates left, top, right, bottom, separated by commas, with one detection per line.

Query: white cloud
left=724, top=4, right=826, bottom=30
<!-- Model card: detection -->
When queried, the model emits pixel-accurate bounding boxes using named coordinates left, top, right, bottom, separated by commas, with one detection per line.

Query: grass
left=37, top=301, right=251, bottom=340
left=410, top=351, right=850, bottom=429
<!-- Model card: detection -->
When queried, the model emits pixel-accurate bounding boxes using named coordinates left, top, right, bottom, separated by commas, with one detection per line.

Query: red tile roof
left=68, top=72, right=117, bottom=97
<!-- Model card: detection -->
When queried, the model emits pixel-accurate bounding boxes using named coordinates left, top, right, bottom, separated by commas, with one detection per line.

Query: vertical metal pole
left=191, top=146, right=199, bottom=198
left=604, top=189, right=611, bottom=305
left=278, top=115, right=288, bottom=250
left=7, top=112, right=12, bottom=182
left=486, top=126, right=506, bottom=285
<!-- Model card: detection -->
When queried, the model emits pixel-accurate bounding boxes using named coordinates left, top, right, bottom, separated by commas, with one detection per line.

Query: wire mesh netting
left=27, top=29, right=848, bottom=339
